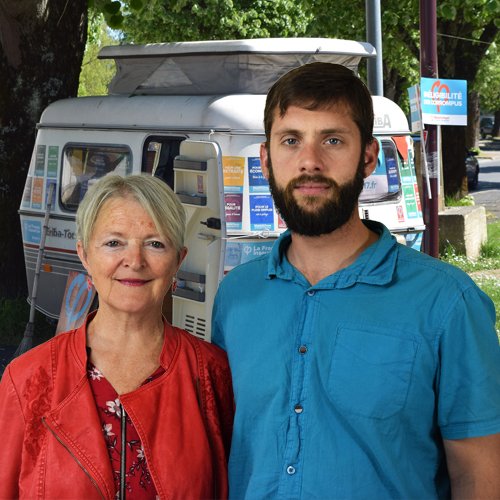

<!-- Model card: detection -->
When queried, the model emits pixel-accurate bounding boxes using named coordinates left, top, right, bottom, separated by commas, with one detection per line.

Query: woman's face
left=77, top=195, right=186, bottom=318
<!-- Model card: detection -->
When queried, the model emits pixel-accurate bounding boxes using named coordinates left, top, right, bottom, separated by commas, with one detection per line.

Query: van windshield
left=359, top=138, right=401, bottom=203
left=60, top=145, right=132, bottom=211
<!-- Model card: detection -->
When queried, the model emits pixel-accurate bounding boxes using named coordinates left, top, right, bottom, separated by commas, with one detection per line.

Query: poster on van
left=224, top=240, right=275, bottom=272
left=248, top=157, right=269, bottom=193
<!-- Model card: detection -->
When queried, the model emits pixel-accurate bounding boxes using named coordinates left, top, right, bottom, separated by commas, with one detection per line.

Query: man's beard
left=267, top=155, right=366, bottom=237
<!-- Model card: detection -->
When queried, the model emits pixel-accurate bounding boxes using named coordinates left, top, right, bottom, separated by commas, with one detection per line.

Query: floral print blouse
left=87, top=360, right=164, bottom=499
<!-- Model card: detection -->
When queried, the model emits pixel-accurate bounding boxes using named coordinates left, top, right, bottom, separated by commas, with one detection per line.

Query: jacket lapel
left=43, top=375, right=116, bottom=498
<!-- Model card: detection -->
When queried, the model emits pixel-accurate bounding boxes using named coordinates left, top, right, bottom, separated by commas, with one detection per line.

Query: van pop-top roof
left=98, top=38, right=376, bottom=96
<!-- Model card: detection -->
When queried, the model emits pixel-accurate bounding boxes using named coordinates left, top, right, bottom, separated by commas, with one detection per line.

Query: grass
left=444, top=194, right=476, bottom=207
left=441, top=220, right=500, bottom=338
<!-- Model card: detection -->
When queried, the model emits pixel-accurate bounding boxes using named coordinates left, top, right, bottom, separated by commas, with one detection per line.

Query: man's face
left=260, top=104, right=378, bottom=237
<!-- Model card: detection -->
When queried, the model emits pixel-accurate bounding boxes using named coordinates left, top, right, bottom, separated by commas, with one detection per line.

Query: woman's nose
left=124, top=243, right=145, bottom=269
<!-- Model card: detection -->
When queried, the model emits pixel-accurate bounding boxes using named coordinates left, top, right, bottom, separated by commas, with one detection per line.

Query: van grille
left=184, top=314, right=207, bottom=340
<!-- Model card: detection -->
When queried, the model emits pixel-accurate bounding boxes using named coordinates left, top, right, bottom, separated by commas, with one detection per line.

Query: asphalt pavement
left=471, top=138, right=500, bottom=221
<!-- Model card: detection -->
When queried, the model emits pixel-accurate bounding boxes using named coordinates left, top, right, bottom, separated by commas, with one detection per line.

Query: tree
left=305, top=0, right=499, bottom=196
left=474, top=41, right=500, bottom=137
left=435, top=2, right=498, bottom=195
left=0, top=0, right=88, bottom=299
left=78, top=12, right=119, bottom=97
left=120, top=0, right=312, bottom=42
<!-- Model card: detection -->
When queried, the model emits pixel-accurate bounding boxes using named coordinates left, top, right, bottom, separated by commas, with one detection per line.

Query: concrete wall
left=438, top=206, right=487, bottom=259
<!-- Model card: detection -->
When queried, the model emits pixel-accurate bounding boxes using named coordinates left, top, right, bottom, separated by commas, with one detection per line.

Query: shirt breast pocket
left=329, top=325, right=418, bottom=419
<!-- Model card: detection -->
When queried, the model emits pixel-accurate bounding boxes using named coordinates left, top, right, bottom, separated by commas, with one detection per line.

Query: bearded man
left=212, top=62, right=500, bottom=500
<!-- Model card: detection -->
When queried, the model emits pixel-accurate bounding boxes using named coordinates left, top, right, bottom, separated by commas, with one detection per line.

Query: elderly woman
left=0, top=174, right=234, bottom=499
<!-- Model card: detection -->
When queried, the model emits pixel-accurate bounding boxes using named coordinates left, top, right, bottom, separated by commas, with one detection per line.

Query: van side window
left=359, top=139, right=402, bottom=203
left=60, top=145, right=132, bottom=211
left=142, top=136, right=185, bottom=189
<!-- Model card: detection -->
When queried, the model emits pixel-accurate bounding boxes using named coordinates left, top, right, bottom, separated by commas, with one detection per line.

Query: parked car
left=480, top=117, right=494, bottom=139
left=466, top=149, right=480, bottom=190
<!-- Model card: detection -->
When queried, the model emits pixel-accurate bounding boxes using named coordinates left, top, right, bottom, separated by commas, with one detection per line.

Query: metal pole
left=420, top=0, right=439, bottom=257
left=366, top=0, right=384, bottom=96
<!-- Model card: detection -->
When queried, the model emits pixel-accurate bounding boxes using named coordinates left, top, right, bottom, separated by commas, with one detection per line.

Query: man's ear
left=363, top=139, right=379, bottom=178
left=260, top=142, right=270, bottom=180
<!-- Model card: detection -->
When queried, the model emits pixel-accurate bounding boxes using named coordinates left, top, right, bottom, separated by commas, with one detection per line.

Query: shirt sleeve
left=0, top=366, right=24, bottom=499
left=437, top=284, right=500, bottom=440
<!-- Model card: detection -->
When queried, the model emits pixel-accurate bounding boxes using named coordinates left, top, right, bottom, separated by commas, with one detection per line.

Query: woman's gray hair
left=76, top=174, right=186, bottom=254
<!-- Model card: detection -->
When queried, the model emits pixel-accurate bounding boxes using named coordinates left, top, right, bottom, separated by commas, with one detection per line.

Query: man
left=212, top=62, right=500, bottom=499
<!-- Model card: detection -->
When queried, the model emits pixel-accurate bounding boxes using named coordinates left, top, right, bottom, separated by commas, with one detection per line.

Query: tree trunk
left=494, top=110, right=500, bottom=138
left=467, top=90, right=480, bottom=149
left=441, top=126, right=467, bottom=198
left=0, top=0, right=88, bottom=299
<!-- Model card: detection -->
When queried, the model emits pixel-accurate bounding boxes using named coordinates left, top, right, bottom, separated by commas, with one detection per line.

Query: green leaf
left=438, top=4, right=458, bottom=20
left=103, top=1, right=121, bottom=15
left=129, top=0, right=144, bottom=10
left=107, top=13, right=124, bottom=29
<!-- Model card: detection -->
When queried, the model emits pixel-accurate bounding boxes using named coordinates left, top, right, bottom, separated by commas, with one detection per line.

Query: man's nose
left=299, top=143, right=324, bottom=172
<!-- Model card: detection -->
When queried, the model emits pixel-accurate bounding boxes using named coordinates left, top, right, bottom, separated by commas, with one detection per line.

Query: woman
left=0, top=174, right=234, bottom=499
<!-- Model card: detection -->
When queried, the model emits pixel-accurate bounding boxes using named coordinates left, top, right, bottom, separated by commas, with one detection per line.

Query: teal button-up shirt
left=212, top=221, right=500, bottom=499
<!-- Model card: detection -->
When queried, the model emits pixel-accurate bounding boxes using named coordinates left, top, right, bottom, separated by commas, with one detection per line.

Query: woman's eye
left=105, top=240, right=120, bottom=247
left=149, top=240, right=165, bottom=249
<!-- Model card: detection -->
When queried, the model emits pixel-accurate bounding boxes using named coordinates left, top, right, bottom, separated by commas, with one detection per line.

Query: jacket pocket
left=329, top=325, right=418, bottom=419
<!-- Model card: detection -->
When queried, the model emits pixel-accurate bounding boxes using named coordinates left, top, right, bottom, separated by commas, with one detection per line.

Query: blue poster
left=249, top=194, right=274, bottom=231
left=248, top=157, right=269, bottom=193
left=23, top=220, right=41, bottom=245
left=420, top=78, right=467, bottom=126
left=224, top=240, right=275, bottom=270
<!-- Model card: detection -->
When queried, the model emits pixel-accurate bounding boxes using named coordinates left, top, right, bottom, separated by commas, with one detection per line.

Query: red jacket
left=0, top=317, right=234, bottom=499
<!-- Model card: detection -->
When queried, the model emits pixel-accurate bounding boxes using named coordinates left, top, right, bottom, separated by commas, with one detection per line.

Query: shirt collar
left=266, top=220, right=398, bottom=288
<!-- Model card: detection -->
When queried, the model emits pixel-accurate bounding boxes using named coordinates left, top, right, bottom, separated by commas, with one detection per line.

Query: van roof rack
left=98, top=38, right=376, bottom=96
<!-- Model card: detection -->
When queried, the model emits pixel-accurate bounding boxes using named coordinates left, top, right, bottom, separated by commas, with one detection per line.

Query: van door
left=171, top=140, right=226, bottom=342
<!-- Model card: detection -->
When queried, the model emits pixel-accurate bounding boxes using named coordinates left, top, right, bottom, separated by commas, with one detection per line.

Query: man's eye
left=326, top=138, right=341, bottom=145
left=283, top=138, right=298, bottom=145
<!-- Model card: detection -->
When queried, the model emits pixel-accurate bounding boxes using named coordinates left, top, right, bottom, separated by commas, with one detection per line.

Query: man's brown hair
left=264, top=62, right=375, bottom=147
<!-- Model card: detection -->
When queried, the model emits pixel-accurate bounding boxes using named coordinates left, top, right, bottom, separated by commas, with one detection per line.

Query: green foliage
left=441, top=221, right=500, bottom=270
left=78, top=13, right=118, bottom=96
left=118, top=0, right=312, bottom=43
left=445, top=194, right=476, bottom=206
left=474, top=41, right=500, bottom=112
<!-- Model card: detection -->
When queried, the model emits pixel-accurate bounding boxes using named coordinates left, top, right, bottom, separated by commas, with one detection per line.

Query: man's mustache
left=287, top=174, right=338, bottom=190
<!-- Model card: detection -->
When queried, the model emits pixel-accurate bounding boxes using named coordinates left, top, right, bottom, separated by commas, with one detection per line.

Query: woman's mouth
left=118, top=279, right=150, bottom=287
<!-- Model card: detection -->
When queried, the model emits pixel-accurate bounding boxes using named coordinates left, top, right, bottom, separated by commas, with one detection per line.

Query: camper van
left=19, top=38, right=424, bottom=340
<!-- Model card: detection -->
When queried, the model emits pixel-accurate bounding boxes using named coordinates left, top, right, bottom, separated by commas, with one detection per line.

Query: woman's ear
left=176, top=247, right=188, bottom=270
left=363, top=139, right=379, bottom=178
left=76, top=240, right=90, bottom=274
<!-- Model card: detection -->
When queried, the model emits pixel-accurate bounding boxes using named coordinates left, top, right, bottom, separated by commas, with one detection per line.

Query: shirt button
left=286, top=465, right=296, bottom=475
left=298, top=345, right=307, bottom=354
left=307, top=290, right=315, bottom=296
left=294, top=404, right=303, bottom=414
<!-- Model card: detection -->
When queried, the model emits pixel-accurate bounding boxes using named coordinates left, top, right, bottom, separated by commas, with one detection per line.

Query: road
left=470, top=140, right=500, bottom=221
